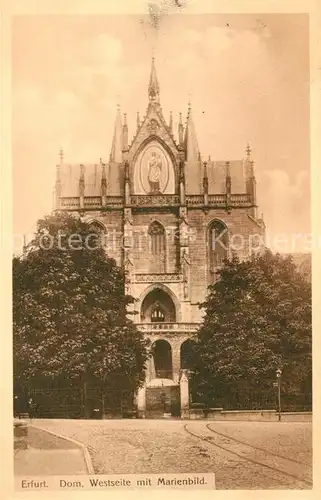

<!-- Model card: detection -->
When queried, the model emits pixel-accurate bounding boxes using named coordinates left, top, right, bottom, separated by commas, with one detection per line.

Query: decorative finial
left=123, top=113, right=127, bottom=125
left=179, top=112, right=183, bottom=124
left=148, top=56, right=160, bottom=102
left=59, top=148, right=64, bottom=163
left=208, top=154, right=211, bottom=162
left=246, top=142, right=252, bottom=157
left=187, top=92, right=192, bottom=112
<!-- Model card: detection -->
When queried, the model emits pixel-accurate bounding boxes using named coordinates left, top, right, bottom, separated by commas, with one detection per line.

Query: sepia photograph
left=8, top=0, right=314, bottom=492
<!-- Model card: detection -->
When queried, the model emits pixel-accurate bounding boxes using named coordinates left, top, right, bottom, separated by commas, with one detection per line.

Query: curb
left=29, top=424, right=95, bottom=474
left=14, top=419, right=29, bottom=450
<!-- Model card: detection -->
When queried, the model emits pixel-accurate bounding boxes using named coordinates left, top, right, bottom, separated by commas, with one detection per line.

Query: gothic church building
left=55, top=59, right=265, bottom=417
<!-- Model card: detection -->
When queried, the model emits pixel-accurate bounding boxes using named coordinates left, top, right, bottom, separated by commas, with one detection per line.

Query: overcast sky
left=12, top=12, right=310, bottom=253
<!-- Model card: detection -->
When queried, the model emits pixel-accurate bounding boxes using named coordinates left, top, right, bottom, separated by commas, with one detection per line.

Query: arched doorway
left=140, top=289, right=176, bottom=323
left=151, top=340, right=173, bottom=379
left=145, top=340, right=180, bottom=418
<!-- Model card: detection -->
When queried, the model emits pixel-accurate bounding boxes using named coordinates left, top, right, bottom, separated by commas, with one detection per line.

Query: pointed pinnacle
left=59, top=148, right=64, bottom=163
left=148, top=57, right=160, bottom=101
left=203, top=161, right=208, bottom=177
left=246, top=142, right=252, bottom=157
left=187, top=100, right=192, bottom=115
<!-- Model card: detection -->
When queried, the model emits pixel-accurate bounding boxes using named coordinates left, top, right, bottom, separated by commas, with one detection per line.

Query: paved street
left=31, top=419, right=312, bottom=489
left=14, top=425, right=88, bottom=476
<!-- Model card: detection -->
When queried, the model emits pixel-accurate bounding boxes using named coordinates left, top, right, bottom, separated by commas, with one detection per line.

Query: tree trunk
left=83, top=381, right=90, bottom=419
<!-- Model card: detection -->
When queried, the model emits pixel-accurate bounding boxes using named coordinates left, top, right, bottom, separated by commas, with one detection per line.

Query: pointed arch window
left=148, top=221, right=166, bottom=273
left=208, top=220, right=229, bottom=282
left=151, top=303, right=165, bottom=323
left=89, top=221, right=105, bottom=250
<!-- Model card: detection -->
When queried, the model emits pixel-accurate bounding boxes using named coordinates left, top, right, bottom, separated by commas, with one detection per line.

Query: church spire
left=184, top=102, right=202, bottom=194
left=178, top=113, right=184, bottom=145
left=110, top=104, right=123, bottom=163
left=184, top=102, right=199, bottom=162
left=148, top=57, right=160, bottom=102
left=123, top=113, right=128, bottom=150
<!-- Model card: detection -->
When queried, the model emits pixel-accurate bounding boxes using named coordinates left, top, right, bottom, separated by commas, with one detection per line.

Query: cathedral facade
left=54, top=59, right=265, bottom=417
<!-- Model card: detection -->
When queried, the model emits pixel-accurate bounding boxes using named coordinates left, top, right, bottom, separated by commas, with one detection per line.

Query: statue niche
left=133, top=140, right=175, bottom=195
left=148, top=151, right=163, bottom=194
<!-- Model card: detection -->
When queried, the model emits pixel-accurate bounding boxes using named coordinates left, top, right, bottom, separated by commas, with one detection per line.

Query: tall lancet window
left=148, top=221, right=166, bottom=273
left=208, top=220, right=229, bottom=282
left=89, top=221, right=105, bottom=250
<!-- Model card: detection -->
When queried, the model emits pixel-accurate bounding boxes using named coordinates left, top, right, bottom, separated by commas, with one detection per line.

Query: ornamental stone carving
left=134, top=273, right=183, bottom=283
left=131, top=195, right=179, bottom=206
left=147, top=119, right=160, bottom=134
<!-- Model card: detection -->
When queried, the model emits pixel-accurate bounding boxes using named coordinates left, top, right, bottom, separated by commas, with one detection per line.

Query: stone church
left=54, top=59, right=265, bottom=418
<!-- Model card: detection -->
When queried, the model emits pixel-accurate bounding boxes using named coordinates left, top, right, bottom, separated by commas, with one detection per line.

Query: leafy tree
left=191, top=250, right=312, bottom=410
left=13, top=212, right=149, bottom=407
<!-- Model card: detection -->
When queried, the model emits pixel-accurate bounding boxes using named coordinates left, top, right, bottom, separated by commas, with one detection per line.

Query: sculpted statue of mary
left=148, top=151, right=163, bottom=193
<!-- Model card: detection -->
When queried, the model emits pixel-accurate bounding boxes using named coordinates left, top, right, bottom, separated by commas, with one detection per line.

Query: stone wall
left=188, top=207, right=264, bottom=309
left=131, top=209, right=179, bottom=274
left=81, top=204, right=264, bottom=325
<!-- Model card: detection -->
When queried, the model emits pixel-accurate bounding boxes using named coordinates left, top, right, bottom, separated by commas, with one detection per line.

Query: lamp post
left=276, top=368, right=282, bottom=421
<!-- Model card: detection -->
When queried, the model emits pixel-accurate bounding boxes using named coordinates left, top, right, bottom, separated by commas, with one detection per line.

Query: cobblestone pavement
left=32, top=419, right=312, bottom=489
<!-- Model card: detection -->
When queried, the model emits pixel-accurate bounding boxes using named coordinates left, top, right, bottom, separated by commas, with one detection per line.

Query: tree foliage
left=13, top=212, right=149, bottom=393
left=192, top=250, right=312, bottom=408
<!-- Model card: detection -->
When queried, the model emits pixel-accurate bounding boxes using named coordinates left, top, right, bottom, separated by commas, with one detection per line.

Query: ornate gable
left=127, top=60, right=181, bottom=196
left=129, top=102, right=179, bottom=162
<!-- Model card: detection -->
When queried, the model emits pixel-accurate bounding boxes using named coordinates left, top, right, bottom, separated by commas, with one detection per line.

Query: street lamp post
left=276, top=368, right=282, bottom=421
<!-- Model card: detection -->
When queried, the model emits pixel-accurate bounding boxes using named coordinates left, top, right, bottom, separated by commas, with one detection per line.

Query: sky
left=12, top=11, right=310, bottom=253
